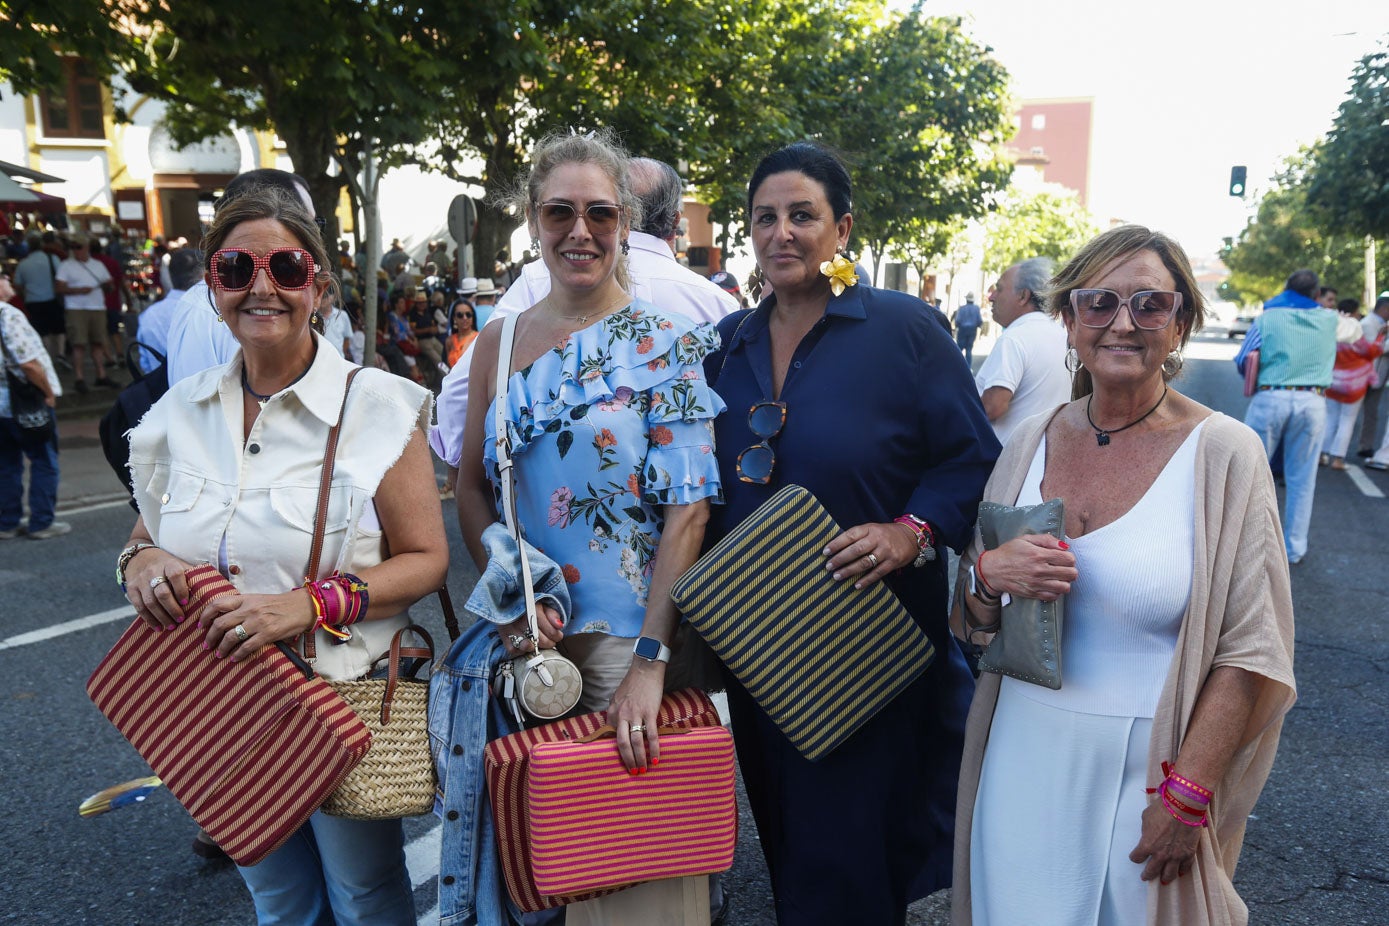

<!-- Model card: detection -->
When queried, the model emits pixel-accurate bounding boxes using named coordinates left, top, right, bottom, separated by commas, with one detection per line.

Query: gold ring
left=149, top=575, right=169, bottom=590
left=233, top=624, right=249, bottom=642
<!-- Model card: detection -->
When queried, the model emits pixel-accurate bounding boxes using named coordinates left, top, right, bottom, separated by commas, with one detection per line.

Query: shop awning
left=0, top=173, right=39, bottom=204
left=0, top=160, right=66, bottom=184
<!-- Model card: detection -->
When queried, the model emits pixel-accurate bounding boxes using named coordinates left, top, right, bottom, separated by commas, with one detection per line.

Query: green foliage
left=1224, top=149, right=1385, bottom=304
left=0, top=0, right=123, bottom=94
left=12, top=0, right=1016, bottom=290
left=1307, top=47, right=1389, bottom=239
left=981, top=184, right=1098, bottom=275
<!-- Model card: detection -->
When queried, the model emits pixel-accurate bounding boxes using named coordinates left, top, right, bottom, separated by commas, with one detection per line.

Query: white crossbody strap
left=494, top=313, right=542, bottom=645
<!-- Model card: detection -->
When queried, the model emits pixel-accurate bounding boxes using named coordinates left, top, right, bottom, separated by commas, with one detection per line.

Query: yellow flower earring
left=819, top=254, right=859, bottom=296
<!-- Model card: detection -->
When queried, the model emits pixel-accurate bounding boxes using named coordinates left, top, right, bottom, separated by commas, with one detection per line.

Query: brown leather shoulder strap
left=302, top=366, right=363, bottom=659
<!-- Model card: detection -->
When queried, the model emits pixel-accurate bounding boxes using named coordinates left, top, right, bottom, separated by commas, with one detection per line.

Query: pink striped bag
left=526, top=725, right=737, bottom=896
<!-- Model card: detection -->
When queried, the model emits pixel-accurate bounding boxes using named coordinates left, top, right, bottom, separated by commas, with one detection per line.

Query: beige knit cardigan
left=950, top=409, right=1297, bottom=926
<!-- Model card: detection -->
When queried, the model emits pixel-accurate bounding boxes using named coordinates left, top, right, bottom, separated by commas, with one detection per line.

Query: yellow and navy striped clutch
left=671, top=484, right=934, bottom=761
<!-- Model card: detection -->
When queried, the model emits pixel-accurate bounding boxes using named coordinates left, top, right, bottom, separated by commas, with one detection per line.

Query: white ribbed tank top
left=1004, top=420, right=1204, bottom=718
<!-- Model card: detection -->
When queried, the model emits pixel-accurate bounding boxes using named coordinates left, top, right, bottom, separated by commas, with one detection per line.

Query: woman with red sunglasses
left=116, top=185, right=448, bottom=925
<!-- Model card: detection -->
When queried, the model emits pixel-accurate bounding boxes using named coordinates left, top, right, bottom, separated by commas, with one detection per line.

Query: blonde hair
left=1046, top=225, right=1206, bottom=398
left=510, top=129, right=639, bottom=291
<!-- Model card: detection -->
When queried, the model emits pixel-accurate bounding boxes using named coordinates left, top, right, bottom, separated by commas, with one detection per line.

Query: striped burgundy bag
left=87, top=564, right=372, bottom=866
left=483, top=688, right=723, bottom=912
left=527, top=724, right=736, bottom=897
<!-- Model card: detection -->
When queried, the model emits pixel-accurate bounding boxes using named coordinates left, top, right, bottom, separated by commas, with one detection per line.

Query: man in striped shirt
left=1235, top=269, right=1359, bottom=564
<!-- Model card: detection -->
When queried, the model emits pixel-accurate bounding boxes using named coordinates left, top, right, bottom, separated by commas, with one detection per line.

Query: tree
left=1224, top=149, right=1385, bottom=304
left=981, top=184, right=1098, bottom=275
left=1307, top=46, right=1389, bottom=240
left=822, top=8, right=1014, bottom=284
left=0, top=1, right=125, bottom=94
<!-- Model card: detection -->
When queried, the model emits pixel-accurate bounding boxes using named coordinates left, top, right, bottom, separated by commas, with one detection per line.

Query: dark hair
left=168, top=248, right=205, bottom=291
left=1376, top=296, right=1389, bottom=314
left=1336, top=297, right=1360, bottom=314
left=220, top=169, right=313, bottom=214
left=1286, top=269, right=1319, bottom=298
left=630, top=158, right=683, bottom=239
left=747, top=142, right=852, bottom=221
left=1319, top=285, right=1337, bottom=298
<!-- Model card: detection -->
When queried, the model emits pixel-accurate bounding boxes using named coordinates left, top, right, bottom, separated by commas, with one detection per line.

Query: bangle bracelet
left=975, top=551, right=1002, bottom=599
left=116, top=541, right=159, bottom=590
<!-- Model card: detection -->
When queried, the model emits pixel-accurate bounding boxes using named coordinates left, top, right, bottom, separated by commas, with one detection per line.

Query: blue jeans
left=1244, top=389, right=1325, bottom=560
left=236, top=812, right=414, bottom=926
left=956, top=326, right=978, bottom=367
left=0, top=413, right=59, bottom=532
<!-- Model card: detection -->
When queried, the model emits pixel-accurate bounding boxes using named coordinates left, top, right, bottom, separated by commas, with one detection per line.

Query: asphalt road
left=1, top=329, right=1386, bottom=925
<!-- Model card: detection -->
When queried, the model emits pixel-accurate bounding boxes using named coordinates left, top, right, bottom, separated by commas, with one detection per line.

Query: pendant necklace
left=242, top=360, right=313, bottom=409
left=543, top=293, right=628, bottom=327
left=1085, top=385, right=1168, bottom=447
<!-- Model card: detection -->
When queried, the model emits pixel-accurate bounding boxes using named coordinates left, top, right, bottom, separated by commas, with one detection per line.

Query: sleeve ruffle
left=640, top=417, right=723, bottom=506
left=484, top=302, right=725, bottom=472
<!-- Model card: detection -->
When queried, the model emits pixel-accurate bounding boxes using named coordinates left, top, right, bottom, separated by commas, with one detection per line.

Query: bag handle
left=494, top=313, right=543, bottom=649
left=576, top=724, right=696, bottom=744
left=301, top=366, right=363, bottom=659
left=368, top=623, right=435, bottom=725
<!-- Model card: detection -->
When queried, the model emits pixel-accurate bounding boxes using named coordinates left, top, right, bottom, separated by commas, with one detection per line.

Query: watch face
left=634, top=637, right=662, bottom=660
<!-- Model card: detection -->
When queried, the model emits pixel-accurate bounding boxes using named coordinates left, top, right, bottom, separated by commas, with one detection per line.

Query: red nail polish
left=651, top=758, right=660, bottom=767
left=638, top=767, right=647, bottom=775
left=628, top=769, right=638, bottom=777
left=1058, top=541, right=1070, bottom=550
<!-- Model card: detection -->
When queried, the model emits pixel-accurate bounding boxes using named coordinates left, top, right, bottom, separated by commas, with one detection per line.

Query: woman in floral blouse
left=453, top=129, right=725, bottom=924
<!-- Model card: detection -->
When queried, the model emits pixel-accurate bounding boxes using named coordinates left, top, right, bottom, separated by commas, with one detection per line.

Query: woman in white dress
left=951, top=225, right=1296, bottom=926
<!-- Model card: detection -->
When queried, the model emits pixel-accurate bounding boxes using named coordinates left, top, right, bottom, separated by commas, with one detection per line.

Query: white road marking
left=57, top=497, right=134, bottom=517
left=407, top=825, right=441, bottom=925
left=0, top=605, right=134, bottom=651
left=1345, top=465, right=1386, bottom=498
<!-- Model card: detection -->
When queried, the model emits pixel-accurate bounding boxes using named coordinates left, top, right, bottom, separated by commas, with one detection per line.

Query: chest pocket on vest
left=155, top=468, right=205, bottom=514
left=270, top=481, right=354, bottom=537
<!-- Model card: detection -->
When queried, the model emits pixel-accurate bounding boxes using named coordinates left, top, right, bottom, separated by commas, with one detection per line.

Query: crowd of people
left=16, top=126, right=1377, bottom=926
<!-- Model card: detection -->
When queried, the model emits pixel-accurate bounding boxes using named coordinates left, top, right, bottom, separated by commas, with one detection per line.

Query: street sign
left=448, top=195, right=477, bottom=247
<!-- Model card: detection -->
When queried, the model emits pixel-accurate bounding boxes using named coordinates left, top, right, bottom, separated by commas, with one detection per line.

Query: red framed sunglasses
left=210, top=248, right=317, bottom=292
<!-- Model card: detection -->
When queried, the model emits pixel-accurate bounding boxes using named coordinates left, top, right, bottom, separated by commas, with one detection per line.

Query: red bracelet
left=975, top=551, right=1001, bottom=598
left=1159, top=786, right=1208, bottom=827
left=1168, top=770, right=1213, bottom=801
left=1160, top=782, right=1207, bottom=818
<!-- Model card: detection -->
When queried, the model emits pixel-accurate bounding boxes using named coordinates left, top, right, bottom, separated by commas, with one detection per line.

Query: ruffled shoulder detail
left=485, top=299, right=723, bottom=464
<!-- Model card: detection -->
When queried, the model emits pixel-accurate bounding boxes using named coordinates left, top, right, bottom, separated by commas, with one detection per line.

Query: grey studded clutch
left=975, top=498, right=1065, bottom=689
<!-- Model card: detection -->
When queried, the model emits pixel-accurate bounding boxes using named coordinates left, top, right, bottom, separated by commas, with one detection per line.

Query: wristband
left=974, top=551, right=1002, bottom=599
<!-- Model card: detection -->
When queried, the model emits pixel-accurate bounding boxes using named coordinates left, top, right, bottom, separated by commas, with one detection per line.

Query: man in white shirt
left=429, top=156, right=739, bottom=470
left=974, top=257, right=1071, bottom=446
left=54, top=234, right=116, bottom=394
left=133, top=248, right=204, bottom=373
left=165, top=169, right=319, bottom=386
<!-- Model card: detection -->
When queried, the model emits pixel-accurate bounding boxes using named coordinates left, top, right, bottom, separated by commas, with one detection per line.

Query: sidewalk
left=49, top=345, right=143, bottom=512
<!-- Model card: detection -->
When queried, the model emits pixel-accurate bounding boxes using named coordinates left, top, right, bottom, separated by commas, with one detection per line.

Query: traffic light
left=1229, top=166, right=1247, bottom=197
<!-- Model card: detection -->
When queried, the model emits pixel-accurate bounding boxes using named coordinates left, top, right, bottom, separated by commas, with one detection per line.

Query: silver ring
left=866, top=553, right=879, bottom=568
left=149, top=575, right=169, bottom=590
left=629, top=724, right=646, bottom=734
left=233, top=624, right=249, bottom=642
left=508, top=633, right=528, bottom=650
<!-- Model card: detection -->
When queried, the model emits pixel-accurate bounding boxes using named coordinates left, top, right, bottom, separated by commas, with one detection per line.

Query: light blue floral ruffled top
left=483, top=299, right=726, bottom=637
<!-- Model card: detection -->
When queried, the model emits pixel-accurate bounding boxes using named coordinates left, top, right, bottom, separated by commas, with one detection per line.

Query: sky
left=914, top=0, right=1389, bottom=259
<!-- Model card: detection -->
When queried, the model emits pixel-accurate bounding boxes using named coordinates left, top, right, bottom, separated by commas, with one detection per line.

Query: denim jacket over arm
left=430, top=619, right=517, bottom=926
left=431, top=525, right=572, bottom=925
